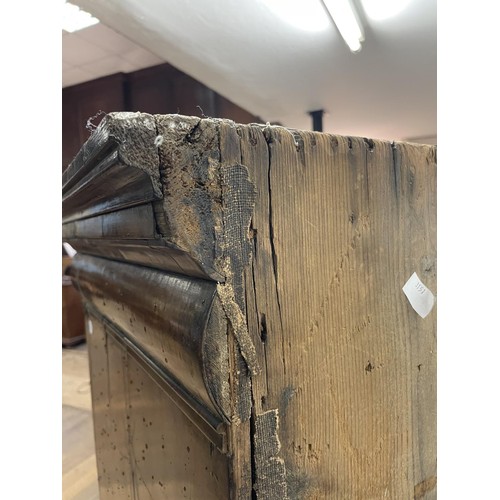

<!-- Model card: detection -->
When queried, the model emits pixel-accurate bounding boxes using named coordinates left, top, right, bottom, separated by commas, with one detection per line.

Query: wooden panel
left=87, top=314, right=136, bottom=500
left=86, top=311, right=231, bottom=499
left=214, top=93, right=260, bottom=124
left=126, top=62, right=261, bottom=122
left=172, top=73, right=208, bottom=117
left=62, top=73, right=126, bottom=169
left=237, top=126, right=436, bottom=499
left=127, top=64, right=176, bottom=114
left=62, top=255, right=85, bottom=346
left=126, top=349, right=230, bottom=499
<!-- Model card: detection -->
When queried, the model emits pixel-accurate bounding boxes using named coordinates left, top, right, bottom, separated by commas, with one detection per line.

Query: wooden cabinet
left=63, top=113, right=436, bottom=499
left=62, top=64, right=260, bottom=171
left=62, top=73, right=127, bottom=169
left=62, top=255, right=85, bottom=346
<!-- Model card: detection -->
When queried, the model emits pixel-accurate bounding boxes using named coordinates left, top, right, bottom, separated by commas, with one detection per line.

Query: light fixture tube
left=322, top=0, right=364, bottom=52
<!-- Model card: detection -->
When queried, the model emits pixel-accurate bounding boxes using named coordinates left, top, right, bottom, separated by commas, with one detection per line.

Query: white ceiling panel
left=62, top=32, right=110, bottom=66
left=119, top=47, right=164, bottom=67
left=62, top=21, right=165, bottom=89
left=75, top=22, right=139, bottom=53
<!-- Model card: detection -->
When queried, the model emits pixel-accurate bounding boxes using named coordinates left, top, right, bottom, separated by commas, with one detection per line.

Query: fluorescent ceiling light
left=63, top=1, right=99, bottom=33
left=361, top=0, right=413, bottom=21
left=322, top=0, right=364, bottom=52
left=260, top=0, right=330, bottom=32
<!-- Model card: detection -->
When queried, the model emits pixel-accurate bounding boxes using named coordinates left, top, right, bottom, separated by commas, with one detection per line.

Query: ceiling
left=62, top=23, right=164, bottom=87
left=63, top=0, right=436, bottom=143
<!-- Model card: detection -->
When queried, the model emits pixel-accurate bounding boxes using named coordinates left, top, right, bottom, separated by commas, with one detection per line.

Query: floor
left=62, top=342, right=100, bottom=500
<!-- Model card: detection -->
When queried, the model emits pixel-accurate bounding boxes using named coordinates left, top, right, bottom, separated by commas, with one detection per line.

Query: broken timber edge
left=64, top=112, right=437, bottom=499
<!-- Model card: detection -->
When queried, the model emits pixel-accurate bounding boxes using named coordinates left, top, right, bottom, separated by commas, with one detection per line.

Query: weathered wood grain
left=235, top=125, right=436, bottom=499
left=65, top=113, right=436, bottom=499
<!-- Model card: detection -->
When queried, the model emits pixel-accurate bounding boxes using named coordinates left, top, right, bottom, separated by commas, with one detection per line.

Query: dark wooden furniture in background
left=62, top=254, right=85, bottom=346
left=62, top=63, right=260, bottom=170
left=63, top=112, right=437, bottom=499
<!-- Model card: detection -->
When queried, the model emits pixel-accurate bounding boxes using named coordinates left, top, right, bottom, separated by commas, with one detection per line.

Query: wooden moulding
left=64, top=112, right=436, bottom=499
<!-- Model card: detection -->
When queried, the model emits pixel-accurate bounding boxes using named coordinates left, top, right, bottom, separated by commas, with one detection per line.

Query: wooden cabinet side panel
left=398, top=142, right=437, bottom=499
left=86, top=314, right=135, bottom=500
left=125, top=352, right=231, bottom=500
left=239, top=126, right=436, bottom=499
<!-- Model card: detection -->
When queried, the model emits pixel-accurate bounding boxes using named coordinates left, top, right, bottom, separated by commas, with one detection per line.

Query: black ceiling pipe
left=309, top=109, right=325, bottom=132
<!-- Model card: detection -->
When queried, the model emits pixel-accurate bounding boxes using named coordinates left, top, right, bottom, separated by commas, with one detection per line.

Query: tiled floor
left=62, top=342, right=99, bottom=500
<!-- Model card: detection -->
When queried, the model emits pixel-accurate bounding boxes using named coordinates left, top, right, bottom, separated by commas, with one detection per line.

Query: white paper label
left=402, top=272, right=435, bottom=318
left=87, top=319, right=93, bottom=335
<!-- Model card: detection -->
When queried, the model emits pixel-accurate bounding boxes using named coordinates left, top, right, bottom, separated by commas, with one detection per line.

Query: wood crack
left=264, top=132, right=287, bottom=379
left=391, top=141, right=401, bottom=201
left=265, top=133, right=284, bottom=333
